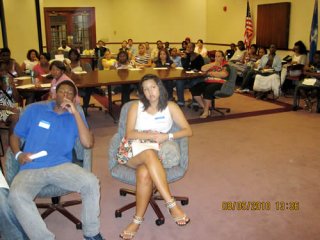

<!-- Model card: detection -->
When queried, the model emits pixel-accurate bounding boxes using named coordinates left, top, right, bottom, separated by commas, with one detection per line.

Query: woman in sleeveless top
left=118, top=74, right=192, bottom=239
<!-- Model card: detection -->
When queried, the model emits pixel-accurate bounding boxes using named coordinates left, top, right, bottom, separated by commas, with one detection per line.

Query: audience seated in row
left=190, top=50, right=230, bottom=118
left=253, top=44, right=282, bottom=99
left=292, top=50, right=320, bottom=112
left=280, top=40, right=308, bottom=92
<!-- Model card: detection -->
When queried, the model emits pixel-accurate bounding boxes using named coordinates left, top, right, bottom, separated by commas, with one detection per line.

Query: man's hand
left=17, top=152, right=33, bottom=165
left=60, top=98, right=77, bottom=114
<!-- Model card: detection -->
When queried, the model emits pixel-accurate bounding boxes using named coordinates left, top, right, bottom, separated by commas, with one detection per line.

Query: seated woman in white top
left=253, top=44, right=282, bottom=99
left=21, top=49, right=39, bottom=72
left=65, top=49, right=83, bottom=73
left=118, top=74, right=192, bottom=239
left=194, top=39, right=208, bottom=58
left=280, top=40, right=308, bottom=85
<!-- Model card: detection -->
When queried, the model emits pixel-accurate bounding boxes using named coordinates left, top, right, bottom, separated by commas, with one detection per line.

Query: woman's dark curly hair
left=26, top=49, right=39, bottom=61
left=49, top=60, right=67, bottom=72
left=68, top=48, right=81, bottom=61
left=117, top=50, right=129, bottom=62
left=294, top=41, right=307, bottom=55
left=138, top=74, right=168, bottom=111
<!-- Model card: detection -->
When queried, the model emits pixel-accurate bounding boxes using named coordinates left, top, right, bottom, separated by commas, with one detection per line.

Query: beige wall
left=1, top=0, right=319, bottom=63
left=42, top=0, right=207, bottom=53
left=2, top=0, right=38, bottom=64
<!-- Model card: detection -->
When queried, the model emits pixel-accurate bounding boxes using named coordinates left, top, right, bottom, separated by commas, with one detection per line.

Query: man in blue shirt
left=8, top=80, right=104, bottom=240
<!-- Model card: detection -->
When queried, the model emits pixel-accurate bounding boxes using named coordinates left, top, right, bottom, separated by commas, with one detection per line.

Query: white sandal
left=119, top=215, right=143, bottom=240
left=165, top=198, right=190, bottom=226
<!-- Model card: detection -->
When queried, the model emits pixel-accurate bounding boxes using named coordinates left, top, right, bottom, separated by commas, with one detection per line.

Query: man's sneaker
left=84, top=233, right=105, bottom=240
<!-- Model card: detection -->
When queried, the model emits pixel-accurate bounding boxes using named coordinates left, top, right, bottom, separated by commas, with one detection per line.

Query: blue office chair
left=108, top=101, right=189, bottom=225
left=210, top=65, right=237, bottom=116
left=5, top=102, right=92, bottom=230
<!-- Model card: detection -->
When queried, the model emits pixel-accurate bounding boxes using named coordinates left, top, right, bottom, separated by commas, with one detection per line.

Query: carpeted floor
left=1, top=92, right=320, bottom=240
left=93, top=91, right=293, bottom=124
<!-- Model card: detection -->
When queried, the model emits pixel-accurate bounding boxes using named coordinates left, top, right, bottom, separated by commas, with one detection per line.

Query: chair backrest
left=108, top=101, right=189, bottom=185
left=5, top=101, right=92, bottom=197
left=214, top=65, right=237, bottom=98
left=82, top=62, right=93, bottom=72
left=207, top=50, right=216, bottom=62
left=97, top=57, right=104, bottom=70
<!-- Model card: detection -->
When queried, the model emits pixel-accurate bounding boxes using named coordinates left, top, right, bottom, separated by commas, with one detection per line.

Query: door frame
left=44, top=7, right=96, bottom=53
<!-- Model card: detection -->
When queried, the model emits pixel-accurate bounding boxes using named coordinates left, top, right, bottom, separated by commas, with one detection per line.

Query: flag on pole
left=244, top=0, right=254, bottom=49
left=309, top=0, right=318, bottom=62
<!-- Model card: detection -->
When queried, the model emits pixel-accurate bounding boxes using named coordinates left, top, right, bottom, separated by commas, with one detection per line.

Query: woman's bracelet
left=15, top=151, right=23, bottom=161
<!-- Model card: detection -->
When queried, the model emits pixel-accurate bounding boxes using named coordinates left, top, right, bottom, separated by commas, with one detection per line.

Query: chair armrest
left=108, top=133, right=121, bottom=171
left=5, top=148, right=19, bottom=186
left=175, top=137, right=189, bottom=171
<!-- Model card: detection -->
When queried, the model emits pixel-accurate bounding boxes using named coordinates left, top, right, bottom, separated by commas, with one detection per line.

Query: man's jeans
left=9, top=163, right=101, bottom=240
left=0, top=188, right=29, bottom=239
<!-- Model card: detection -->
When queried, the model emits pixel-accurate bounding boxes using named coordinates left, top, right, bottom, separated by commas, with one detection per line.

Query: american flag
left=244, top=0, right=254, bottom=49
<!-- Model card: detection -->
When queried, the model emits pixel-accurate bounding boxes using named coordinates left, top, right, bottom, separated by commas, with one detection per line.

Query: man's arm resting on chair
left=9, top=134, right=32, bottom=165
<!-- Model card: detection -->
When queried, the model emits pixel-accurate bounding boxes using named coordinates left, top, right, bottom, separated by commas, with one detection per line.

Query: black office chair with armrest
left=79, top=63, right=103, bottom=116
left=5, top=102, right=92, bottom=230
left=210, top=65, right=237, bottom=116
left=108, top=101, right=189, bottom=226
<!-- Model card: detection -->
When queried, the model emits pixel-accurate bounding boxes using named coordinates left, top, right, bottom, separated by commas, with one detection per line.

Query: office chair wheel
left=76, top=222, right=82, bottom=230
left=181, top=199, right=189, bottom=205
left=115, top=211, right=122, bottom=218
left=120, top=190, right=127, bottom=196
left=155, top=218, right=164, bottom=226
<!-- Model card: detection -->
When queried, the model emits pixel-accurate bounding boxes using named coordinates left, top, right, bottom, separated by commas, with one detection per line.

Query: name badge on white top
left=38, top=120, right=50, bottom=129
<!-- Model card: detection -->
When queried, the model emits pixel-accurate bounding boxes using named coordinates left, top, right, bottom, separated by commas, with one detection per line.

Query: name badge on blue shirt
left=38, top=120, right=50, bottom=129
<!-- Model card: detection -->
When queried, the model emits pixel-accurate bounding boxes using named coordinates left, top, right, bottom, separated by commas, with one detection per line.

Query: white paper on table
left=55, top=54, right=64, bottom=61
left=302, top=78, right=317, bottom=86
left=175, top=67, right=183, bottom=70
left=185, top=70, right=195, bottom=74
left=73, top=71, right=87, bottom=75
left=40, top=83, right=51, bottom=88
left=131, top=141, right=160, bottom=156
left=129, top=68, right=142, bottom=71
left=153, top=67, right=168, bottom=70
left=14, top=76, right=31, bottom=81
left=16, top=84, right=35, bottom=89
left=41, top=74, right=50, bottom=78
left=0, top=172, right=9, bottom=189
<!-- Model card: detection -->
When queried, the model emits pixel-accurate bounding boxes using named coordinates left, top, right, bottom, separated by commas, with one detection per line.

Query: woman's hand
left=151, top=132, right=168, bottom=143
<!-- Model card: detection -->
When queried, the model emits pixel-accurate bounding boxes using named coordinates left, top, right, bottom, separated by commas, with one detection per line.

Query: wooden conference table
left=16, top=68, right=204, bottom=121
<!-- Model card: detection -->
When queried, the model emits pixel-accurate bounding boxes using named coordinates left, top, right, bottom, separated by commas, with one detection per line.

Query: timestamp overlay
left=221, top=201, right=300, bottom=211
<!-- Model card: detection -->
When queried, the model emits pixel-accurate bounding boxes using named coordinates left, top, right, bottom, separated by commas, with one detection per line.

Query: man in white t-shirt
left=58, top=40, right=71, bottom=53
left=229, top=40, right=247, bottom=63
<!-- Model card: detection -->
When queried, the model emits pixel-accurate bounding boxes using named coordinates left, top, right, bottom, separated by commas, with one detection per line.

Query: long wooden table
left=17, top=68, right=205, bottom=121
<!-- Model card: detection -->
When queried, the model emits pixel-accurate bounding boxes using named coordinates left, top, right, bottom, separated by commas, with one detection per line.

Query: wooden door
left=44, top=7, right=96, bottom=54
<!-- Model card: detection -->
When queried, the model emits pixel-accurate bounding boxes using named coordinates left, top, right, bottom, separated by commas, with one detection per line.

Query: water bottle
left=30, top=70, right=35, bottom=84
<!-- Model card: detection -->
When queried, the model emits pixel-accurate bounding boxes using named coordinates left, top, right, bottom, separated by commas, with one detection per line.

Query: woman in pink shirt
left=33, top=52, right=50, bottom=77
left=49, top=60, right=74, bottom=99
